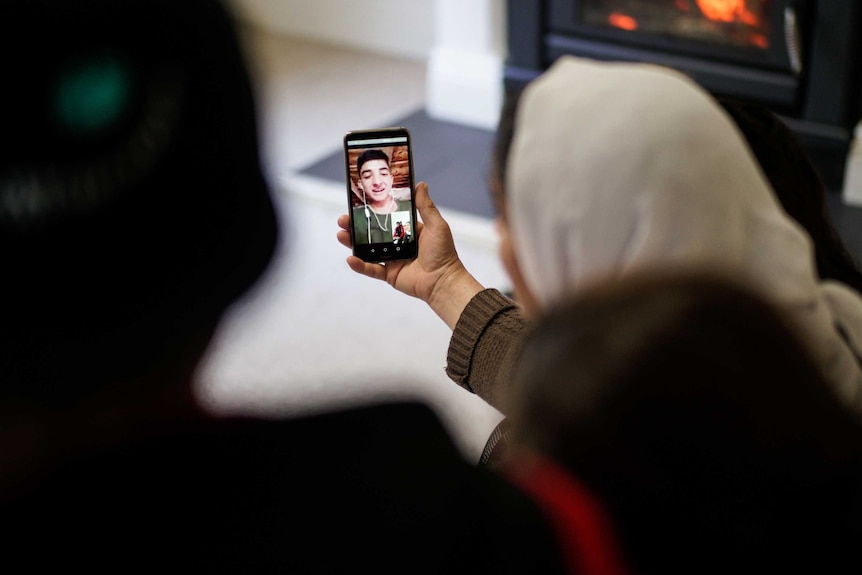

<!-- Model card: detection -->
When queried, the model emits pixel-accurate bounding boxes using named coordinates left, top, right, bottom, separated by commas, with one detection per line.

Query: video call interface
left=346, top=133, right=415, bottom=251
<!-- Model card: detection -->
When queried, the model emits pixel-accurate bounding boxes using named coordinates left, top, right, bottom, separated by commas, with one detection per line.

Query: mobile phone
left=344, top=127, right=418, bottom=262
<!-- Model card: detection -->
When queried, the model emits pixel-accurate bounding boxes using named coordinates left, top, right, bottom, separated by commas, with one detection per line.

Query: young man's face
left=359, top=159, right=393, bottom=203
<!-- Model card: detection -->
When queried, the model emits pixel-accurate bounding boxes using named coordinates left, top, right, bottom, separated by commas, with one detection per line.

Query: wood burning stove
left=506, top=0, right=862, bottom=188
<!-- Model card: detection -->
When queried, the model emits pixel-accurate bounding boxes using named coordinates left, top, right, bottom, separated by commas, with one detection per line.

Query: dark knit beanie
left=0, top=0, right=278, bottom=399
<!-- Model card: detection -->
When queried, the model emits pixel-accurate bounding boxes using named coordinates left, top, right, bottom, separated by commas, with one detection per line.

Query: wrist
left=428, top=263, right=485, bottom=330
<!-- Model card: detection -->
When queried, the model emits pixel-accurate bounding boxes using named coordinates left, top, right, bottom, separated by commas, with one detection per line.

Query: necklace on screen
left=372, top=210, right=390, bottom=232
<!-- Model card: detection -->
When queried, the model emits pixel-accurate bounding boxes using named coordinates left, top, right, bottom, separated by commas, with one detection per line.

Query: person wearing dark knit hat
left=0, top=2, right=623, bottom=572
left=0, top=0, right=279, bottom=403
left=0, top=0, right=277, bottom=506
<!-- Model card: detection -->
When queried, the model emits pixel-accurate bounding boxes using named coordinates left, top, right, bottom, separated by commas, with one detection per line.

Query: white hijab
left=507, top=55, right=862, bottom=411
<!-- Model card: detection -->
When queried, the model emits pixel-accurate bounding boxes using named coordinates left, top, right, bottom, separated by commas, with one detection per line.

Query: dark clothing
left=352, top=199, right=413, bottom=245
left=4, top=402, right=567, bottom=573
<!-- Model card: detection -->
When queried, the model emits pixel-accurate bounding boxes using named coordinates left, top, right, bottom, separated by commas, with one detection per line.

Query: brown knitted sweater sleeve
left=446, top=288, right=532, bottom=412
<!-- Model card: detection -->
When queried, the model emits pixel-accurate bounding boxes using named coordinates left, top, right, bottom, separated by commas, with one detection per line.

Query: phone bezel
left=344, top=127, right=418, bottom=263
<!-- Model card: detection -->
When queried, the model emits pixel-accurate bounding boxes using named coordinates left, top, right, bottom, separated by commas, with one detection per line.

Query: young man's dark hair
left=356, top=147, right=390, bottom=174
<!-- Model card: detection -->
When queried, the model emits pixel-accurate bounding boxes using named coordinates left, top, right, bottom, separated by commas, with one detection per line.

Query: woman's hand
left=336, top=181, right=485, bottom=329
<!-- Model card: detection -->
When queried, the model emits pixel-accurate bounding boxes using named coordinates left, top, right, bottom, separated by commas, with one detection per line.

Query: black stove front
left=506, top=0, right=862, bottom=188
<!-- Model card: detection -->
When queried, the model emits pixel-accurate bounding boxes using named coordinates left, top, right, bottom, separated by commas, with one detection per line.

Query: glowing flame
left=750, top=33, right=768, bottom=49
left=608, top=12, right=638, bottom=31
left=696, top=0, right=759, bottom=24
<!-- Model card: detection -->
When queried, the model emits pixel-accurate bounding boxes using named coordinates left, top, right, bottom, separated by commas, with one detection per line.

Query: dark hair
left=509, top=271, right=862, bottom=573
left=0, top=0, right=278, bottom=401
left=356, top=148, right=390, bottom=175
left=489, top=88, right=523, bottom=217
left=719, top=98, right=862, bottom=293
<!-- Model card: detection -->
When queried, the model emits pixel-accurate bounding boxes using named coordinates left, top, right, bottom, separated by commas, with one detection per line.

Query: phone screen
left=344, top=127, right=418, bottom=262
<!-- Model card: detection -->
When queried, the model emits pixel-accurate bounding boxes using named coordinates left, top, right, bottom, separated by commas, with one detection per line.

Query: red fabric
left=505, top=453, right=628, bottom=575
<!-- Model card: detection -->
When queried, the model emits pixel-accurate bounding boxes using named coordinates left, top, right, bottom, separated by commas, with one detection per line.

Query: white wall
left=229, top=0, right=434, bottom=61
left=427, top=0, right=506, bottom=129
left=228, top=0, right=504, bottom=129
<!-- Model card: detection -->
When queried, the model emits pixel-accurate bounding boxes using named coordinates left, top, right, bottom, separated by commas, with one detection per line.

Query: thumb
left=414, top=181, right=442, bottom=225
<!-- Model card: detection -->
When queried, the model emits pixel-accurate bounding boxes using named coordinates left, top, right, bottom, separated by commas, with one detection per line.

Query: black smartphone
left=344, top=127, right=418, bottom=262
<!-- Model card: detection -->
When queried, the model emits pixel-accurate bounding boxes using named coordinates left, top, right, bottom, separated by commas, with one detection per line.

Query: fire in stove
left=588, top=0, right=771, bottom=50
